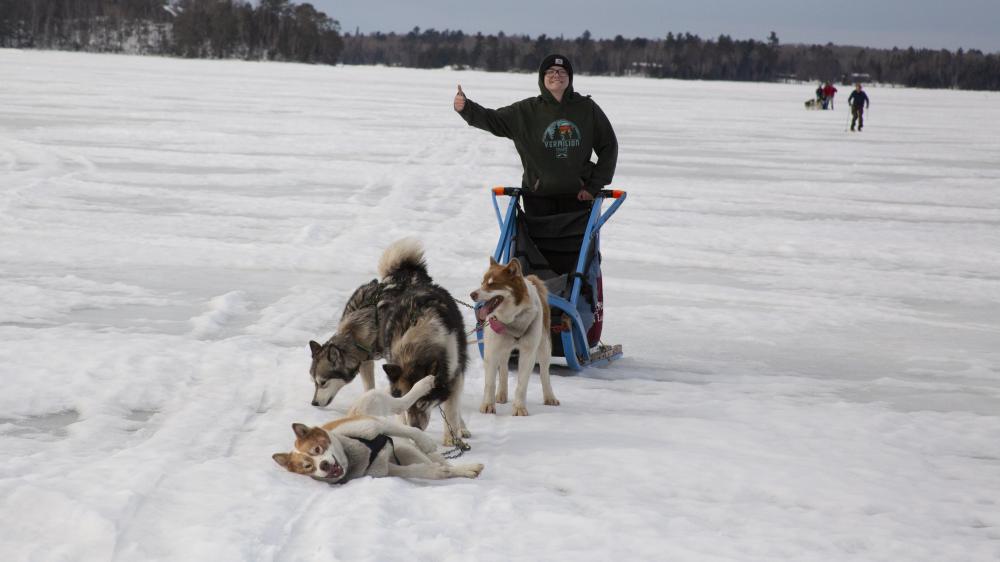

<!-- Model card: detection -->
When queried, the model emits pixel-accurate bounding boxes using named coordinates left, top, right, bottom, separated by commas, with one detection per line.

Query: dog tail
left=528, top=275, right=551, bottom=335
left=377, top=237, right=426, bottom=279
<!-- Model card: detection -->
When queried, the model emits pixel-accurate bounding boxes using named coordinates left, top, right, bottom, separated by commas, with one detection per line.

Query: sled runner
left=476, top=187, right=627, bottom=371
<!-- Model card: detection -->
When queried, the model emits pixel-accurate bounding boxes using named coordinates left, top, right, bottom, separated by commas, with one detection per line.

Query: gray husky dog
left=308, top=238, right=470, bottom=446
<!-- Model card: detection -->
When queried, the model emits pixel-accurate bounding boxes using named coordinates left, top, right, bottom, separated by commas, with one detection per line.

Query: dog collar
left=329, top=340, right=374, bottom=360
left=487, top=305, right=540, bottom=339
left=488, top=316, right=527, bottom=342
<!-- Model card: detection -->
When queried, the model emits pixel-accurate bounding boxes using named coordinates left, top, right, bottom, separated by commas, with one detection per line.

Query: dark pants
left=851, top=106, right=865, bottom=130
left=522, top=193, right=592, bottom=218
left=519, top=193, right=592, bottom=273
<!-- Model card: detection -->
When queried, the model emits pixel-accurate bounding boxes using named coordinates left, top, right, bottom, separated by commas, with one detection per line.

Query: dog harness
left=316, top=435, right=398, bottom=486
left=351, top=434, right=399, bottom=466
left=327, top=281, right=384, bottom=359
left=354, top=282, right=384, bottom=357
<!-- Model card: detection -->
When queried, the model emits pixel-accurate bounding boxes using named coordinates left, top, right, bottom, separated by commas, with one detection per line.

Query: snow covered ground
left=1, top=49, right=999, bottom=561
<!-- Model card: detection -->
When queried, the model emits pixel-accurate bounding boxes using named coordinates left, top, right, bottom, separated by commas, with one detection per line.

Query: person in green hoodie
left=453, top=54, right=618, bottom=218
left=454, top=55, right=618, bottom=348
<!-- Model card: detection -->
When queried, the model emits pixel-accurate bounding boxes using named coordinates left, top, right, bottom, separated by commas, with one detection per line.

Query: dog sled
left=475, top=187, right=627, bottom=371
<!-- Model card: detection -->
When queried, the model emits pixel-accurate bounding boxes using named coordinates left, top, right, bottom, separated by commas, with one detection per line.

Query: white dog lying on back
left=273, top=376, right=483, bottom=483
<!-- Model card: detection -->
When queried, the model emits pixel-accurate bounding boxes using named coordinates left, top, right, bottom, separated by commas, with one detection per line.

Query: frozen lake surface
left=1, top=49, right=999, bottom=561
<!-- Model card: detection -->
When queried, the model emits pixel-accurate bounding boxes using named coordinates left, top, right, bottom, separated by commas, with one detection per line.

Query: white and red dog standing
left=471, top=257, right=559, bottom=416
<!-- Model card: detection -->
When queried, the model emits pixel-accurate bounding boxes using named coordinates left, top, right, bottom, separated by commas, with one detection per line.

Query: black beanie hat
left=539, top=54, right=574, bottom=85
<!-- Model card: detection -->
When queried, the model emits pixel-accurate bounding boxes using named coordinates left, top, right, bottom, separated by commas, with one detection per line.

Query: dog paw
left=457, top=463, right=485, bottom=478
left=512, top=404, right=529, bottom=416
left=479, top=402, right=495, bottom=414
left=544, top=397, right=560, bottom=406
left=414, top=375, right=435, bottom=394
left=461, top=428, right=471, bottom=438
left=495, top=391, right=508, bottom=404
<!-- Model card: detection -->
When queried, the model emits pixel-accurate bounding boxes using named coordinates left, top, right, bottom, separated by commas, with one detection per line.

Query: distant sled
left=475, top=187, right=627, bottom=371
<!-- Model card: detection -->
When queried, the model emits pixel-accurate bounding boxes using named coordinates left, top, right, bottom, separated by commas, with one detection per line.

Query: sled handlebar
left=491, top=186, right=626, bottom=198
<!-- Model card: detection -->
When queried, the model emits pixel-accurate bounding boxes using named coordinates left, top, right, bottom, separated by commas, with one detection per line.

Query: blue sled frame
left=475, top=187, right=627, bottom=371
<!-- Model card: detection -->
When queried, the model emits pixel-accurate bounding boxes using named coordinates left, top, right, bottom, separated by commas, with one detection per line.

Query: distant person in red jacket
left=822, top=82, right=838, bottom=110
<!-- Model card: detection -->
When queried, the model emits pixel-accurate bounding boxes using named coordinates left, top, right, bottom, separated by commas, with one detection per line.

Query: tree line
left=0, top=0, right=344, bottom=64
left=342, top=28, right=999, bottom=91
left=342, top=29, right=782, bottom=83
left=2, top=1, right=998, bottom=90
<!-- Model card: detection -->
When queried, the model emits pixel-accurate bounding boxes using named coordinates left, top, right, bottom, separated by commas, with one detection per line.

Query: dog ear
left=309, top=341, right=322, bottom=357
left=382, top=363, right=403, bottom=381
left=507, top=258, right=522, bottom=275
left=292, top=423, right=311, bottom=439
left=272, top=453, right=291, bottom=468
left=489, top=256, right=498, bottom=266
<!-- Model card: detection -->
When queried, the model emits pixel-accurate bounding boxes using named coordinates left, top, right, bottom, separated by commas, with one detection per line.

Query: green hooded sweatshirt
left=458, top=62, right=618, bottom=198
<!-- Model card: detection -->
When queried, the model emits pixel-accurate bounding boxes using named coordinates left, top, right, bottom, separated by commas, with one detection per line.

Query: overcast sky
left=308, top=0, right=999, bottom=53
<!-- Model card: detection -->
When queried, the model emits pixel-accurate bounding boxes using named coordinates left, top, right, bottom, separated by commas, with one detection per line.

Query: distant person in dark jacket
left=848, top=83, right=871, bottom=131
left=453, top=54, right=618, bottom=218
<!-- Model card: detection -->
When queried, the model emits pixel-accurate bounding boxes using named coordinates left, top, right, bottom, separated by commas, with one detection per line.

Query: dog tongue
left=476, top=306, right=488, bottom=322
left=488, top=316, right=507, bottom=334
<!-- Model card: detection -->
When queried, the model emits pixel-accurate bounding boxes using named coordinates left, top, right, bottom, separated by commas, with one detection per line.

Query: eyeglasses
left=544, top=69, right=568, bottom=78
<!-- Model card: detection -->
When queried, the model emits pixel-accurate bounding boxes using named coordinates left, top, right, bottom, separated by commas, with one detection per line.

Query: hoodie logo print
left=543, top=119, right=581, bottom=159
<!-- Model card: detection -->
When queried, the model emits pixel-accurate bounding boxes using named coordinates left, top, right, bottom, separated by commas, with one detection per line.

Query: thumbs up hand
left=453, top=84, right=466, bottom=112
